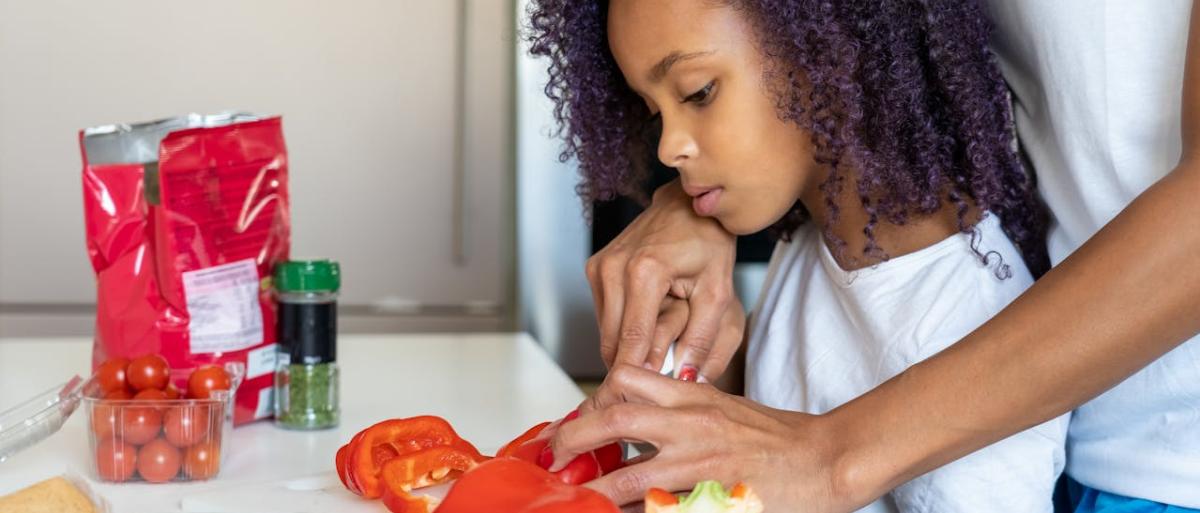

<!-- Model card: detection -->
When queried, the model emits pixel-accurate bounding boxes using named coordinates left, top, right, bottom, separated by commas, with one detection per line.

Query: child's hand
left=586, top=179, right=743, bottom=383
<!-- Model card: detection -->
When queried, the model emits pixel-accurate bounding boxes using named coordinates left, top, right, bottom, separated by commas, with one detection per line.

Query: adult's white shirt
left=987, top=0, right=1199, bottom=506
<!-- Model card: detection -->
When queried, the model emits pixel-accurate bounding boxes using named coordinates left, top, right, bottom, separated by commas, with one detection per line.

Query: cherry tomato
left=134, top=388, right=168, bottom=401
left=91, top=402, right=119, bottom=438
left=95, top=437, right=137, bottom=482
left=183, top=441, right=221, bottom=480
left=119, top=405, right=163, bottom=445
left=90, top=389, right=131, bottom=438
left=94, top=357, right=130, bottom=394
left=163, top=383, right=182, bottom=400
left=105, top=389, right=132, bottom=400
left=164, top=405, right=212, bottom=447
left=127, top=354, right=170, bottom=391
left=134, top=389, right=171, bottom=416
left=187, top=365, right=231, bottom=399
left=136, top=438, right=181, bottom=483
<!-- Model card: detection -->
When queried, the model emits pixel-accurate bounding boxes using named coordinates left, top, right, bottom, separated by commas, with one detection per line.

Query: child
left=527, top=0, right=1067, bottom=510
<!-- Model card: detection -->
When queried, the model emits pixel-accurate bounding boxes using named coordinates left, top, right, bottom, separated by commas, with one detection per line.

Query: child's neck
left=800, top=178, right=981, bottom=272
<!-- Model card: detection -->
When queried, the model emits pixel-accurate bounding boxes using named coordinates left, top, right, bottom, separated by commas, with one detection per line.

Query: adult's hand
left=546, top=365, right=848, bottom=509
left=586, top=179, right=743, bottom=382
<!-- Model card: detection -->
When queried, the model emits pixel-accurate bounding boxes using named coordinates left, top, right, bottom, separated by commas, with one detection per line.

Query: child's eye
left=682, top=81, right=715, bottom=105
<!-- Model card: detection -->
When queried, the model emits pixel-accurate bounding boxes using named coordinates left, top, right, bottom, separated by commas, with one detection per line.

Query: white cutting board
left=180, top=472, right=452, bottom=513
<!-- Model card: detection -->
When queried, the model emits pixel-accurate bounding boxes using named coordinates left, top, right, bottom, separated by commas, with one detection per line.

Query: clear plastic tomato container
left=82, top=362, right=243, bottom=484
left=0, top=376, right=85, bottom=464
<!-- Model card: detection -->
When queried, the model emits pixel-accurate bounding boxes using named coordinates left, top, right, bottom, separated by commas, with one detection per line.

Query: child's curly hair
left=526, top=0, right=1049, bottom=276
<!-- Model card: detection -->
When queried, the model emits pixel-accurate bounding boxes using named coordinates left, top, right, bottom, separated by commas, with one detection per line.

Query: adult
left=534, top=0, right=1200, bottom=511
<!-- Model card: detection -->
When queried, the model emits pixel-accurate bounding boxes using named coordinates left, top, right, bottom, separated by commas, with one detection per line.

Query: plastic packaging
left=80, top=113, right=290, bottom=425
left=0, top=376, right=84, bottom=463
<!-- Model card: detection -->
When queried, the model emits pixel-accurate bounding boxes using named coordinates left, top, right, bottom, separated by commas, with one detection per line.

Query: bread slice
left=0, top=476, right=98, bottom=513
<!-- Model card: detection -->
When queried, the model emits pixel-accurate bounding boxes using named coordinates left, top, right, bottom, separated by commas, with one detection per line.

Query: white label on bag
left=183, top=259, right=264, bottom=354
left=256, top=386, right=275, bottom=420
left=246, top=343, right=279, bottom=380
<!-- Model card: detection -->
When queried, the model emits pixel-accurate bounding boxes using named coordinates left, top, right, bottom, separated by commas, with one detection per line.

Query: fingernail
left=678, top=365, right=699, bottom=382
left=643, top=362, right=655, bottom=370
left=537, top=446, right=555, bottom=470
left=563, top=409, right=580, bottom=423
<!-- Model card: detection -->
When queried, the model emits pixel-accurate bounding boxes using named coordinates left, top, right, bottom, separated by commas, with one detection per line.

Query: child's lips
left=691, top=188, right=723, bottom=216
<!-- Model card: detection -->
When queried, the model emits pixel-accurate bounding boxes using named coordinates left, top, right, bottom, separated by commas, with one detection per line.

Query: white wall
left=0, top=0, right=516, bottom=335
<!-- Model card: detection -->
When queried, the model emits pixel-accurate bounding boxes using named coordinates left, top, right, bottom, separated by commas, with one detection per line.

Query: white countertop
left=0, top=333, right=587, bottom=511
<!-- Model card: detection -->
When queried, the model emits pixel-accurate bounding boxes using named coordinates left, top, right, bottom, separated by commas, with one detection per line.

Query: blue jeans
left=1068, top=478, right=1200, bottom=513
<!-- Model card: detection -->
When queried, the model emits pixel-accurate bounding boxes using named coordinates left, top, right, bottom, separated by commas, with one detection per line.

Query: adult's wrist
left=819, top=403, right=899, bottom=511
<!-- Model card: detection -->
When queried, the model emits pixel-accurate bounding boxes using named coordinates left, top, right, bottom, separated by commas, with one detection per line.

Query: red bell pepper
left=336, top=443, right=355, bottom=491
left=378, top=445, right=484, bottom=513
left=434, top=458, right=620, bottom=513
left=496, top=421, right=551, bottom=459
left=528, top=438, right=602, bottom=485
left=593, top=442, right=625, bottom=474
left=500, top=411, right=624, bottom=484
left=336, top=427, right=370, bottom=494
left=346, top=416, right=484, bottom=499
left=382, top=491, right=437, bottom=513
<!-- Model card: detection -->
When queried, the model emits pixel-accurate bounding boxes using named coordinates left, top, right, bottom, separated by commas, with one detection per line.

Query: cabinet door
left=0, top=0, right=513, bottom=317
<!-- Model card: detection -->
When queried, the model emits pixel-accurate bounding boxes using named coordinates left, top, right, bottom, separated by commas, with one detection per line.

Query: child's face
left=607, top=0, right=820, bottom=235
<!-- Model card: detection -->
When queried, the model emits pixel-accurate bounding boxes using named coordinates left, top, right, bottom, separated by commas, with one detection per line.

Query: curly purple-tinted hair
left=526, top=0, right=1049, bottom=276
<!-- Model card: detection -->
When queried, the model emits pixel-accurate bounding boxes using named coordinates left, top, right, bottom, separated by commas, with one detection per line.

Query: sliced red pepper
left=541, top=445, right=602, bottom=486
left=593, top=442, right=624, bottom=474
left=382, top=491, right=437, bottom=513
left=508, top=436, right=549, bottom=464
left=502, top=411, right=623, bottom=483
left=380, top=445, right=481, bottom=492
left=339, top=427, right=369, bottom=495
left=496, top=421, right=550, bottom=459
left=378, top=445, right=483, bottom=513
left=336, top=443, right=353, bottom=490
left=347, top=416, right=482, bottom=499
left=554, top=409, right=624, bottom=475
left=435, top=458, right=620, bottom=513
left=508, top=437, right=600, bottom=486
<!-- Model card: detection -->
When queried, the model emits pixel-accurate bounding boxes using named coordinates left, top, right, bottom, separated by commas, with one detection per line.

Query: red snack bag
left=81, top=113, right=290, bottom=425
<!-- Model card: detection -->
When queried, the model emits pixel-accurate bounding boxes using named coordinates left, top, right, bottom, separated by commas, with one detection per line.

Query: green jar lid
left=275, top=260, right=340, bottom=293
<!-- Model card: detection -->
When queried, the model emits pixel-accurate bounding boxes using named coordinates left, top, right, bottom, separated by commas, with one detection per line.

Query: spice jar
left=273, top=260, right=340, bottom=430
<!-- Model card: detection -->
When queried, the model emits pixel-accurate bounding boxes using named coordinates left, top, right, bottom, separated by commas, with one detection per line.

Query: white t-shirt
left=746, top=215, right=1069, bottom=513
left=987, top=1, right=1200, bottom=506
